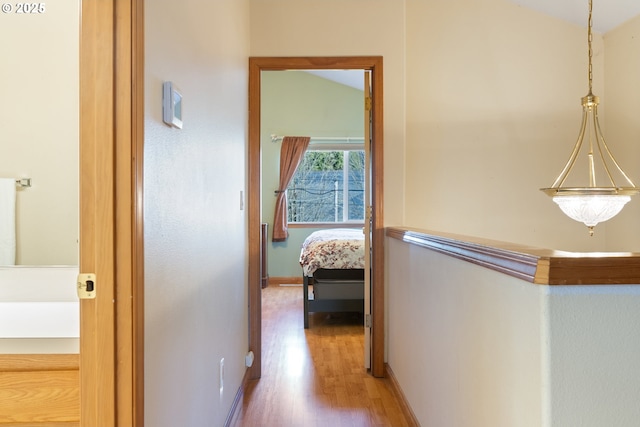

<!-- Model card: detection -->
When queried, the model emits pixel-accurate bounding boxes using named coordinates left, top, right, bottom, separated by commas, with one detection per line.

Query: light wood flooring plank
left=231, top=285, right=414, bottom=427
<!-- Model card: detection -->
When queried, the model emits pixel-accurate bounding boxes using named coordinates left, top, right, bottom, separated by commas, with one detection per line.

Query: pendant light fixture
left=540, top=0, right=639, bottom=236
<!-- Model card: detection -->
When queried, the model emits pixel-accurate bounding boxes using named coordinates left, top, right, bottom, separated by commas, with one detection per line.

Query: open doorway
left=248, top=57, right=385, bottom=379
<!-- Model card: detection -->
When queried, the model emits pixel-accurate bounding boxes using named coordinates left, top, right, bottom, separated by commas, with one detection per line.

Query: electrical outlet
left=219, top=358, right=224, bottom=395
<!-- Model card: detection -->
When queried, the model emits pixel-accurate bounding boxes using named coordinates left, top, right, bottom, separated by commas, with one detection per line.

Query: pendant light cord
left=587, top=0, right=593, bottom=95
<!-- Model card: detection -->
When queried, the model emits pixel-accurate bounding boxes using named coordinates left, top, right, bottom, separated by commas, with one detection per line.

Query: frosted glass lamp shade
left=552, top=195, right=631, bottom=228
left=540, top=0, right=639, bottom=234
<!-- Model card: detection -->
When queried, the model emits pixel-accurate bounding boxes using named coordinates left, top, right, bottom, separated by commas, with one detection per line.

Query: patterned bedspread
left=299, top=228, right=365, bottom=276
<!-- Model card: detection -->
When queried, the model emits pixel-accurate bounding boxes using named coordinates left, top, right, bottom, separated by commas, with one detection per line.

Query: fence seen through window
left=287, top=150, right=365, bottom=223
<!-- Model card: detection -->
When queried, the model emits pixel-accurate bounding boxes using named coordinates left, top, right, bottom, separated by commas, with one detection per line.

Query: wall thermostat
left=163, top=81, right=183, bottom=129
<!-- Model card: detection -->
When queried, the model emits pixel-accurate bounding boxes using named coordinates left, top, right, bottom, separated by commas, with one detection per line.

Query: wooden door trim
left=115, top=0, right=145, bottom=425
left=131, top=1, right=146, bottom=423
left=79, top=2, right=116, bottom=424
left=79, top=0, right=144, bottom=425
left=248, top=56, right=385, bottom=378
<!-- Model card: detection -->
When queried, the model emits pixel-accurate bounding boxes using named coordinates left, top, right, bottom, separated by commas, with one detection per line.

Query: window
left=287, top=148, right=365, bottom=223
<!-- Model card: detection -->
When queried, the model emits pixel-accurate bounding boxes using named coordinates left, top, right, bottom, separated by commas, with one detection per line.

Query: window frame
left=287, top=142, right=366, bottom=227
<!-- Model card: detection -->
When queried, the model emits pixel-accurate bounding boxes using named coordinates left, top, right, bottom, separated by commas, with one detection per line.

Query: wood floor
left=231, top=284, right=414, bottom=427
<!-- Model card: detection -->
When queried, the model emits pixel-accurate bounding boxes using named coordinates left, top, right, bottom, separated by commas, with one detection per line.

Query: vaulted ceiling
left=510, top=0, right=640, bottom=33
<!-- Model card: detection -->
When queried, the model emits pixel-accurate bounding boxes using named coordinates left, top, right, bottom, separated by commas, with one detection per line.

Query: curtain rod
left=270, top=134, right=364, bottom=143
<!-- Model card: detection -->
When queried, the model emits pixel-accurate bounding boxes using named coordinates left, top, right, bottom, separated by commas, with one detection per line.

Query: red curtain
left=272, top=136, right=311, bottom=242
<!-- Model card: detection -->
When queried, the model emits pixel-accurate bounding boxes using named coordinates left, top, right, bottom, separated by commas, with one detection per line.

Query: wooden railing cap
left=386, top=227, right=640, bottom=285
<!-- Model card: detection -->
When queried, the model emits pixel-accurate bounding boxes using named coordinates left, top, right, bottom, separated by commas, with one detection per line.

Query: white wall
left=250, top=0, right=407, bottom=227
left=144, top=1, right=250, bottom=426
left=602, top=14, right=640, bottom=250
left=546, top=285, right=640, bottom=426
left=387, top=237, right=544, bottom=426
left=387, top=236, right=640, bottom=427
left=404, top=0, right=612, bottom=251
left=0, top=2, right=79, bottom=265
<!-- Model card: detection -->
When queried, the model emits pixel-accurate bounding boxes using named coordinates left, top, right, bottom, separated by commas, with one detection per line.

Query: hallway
left=231, top=284, right=413, bottom=426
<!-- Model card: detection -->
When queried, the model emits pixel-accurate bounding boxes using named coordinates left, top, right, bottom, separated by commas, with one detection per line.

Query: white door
left=363, top=70, right=372, bottom=369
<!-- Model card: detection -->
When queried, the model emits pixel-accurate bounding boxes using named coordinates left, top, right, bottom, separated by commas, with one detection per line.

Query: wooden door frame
left=79, top=0, right=145, bottom=425
left=248, top=56, right=385, bottom=379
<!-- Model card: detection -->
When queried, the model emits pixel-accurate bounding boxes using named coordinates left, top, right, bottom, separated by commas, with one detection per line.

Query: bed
left=299, top=228, right=366, bottom=328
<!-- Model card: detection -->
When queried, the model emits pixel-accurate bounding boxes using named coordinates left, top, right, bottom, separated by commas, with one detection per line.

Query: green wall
left=261, top=70, right=364, bottom=278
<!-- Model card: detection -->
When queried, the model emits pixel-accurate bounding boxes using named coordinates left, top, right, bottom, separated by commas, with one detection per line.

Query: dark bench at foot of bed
left=303, top=268, right=365, bottom=329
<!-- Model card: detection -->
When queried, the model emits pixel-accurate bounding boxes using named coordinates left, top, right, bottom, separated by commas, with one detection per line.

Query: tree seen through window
left=287, top=150, right=365, bottom=223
